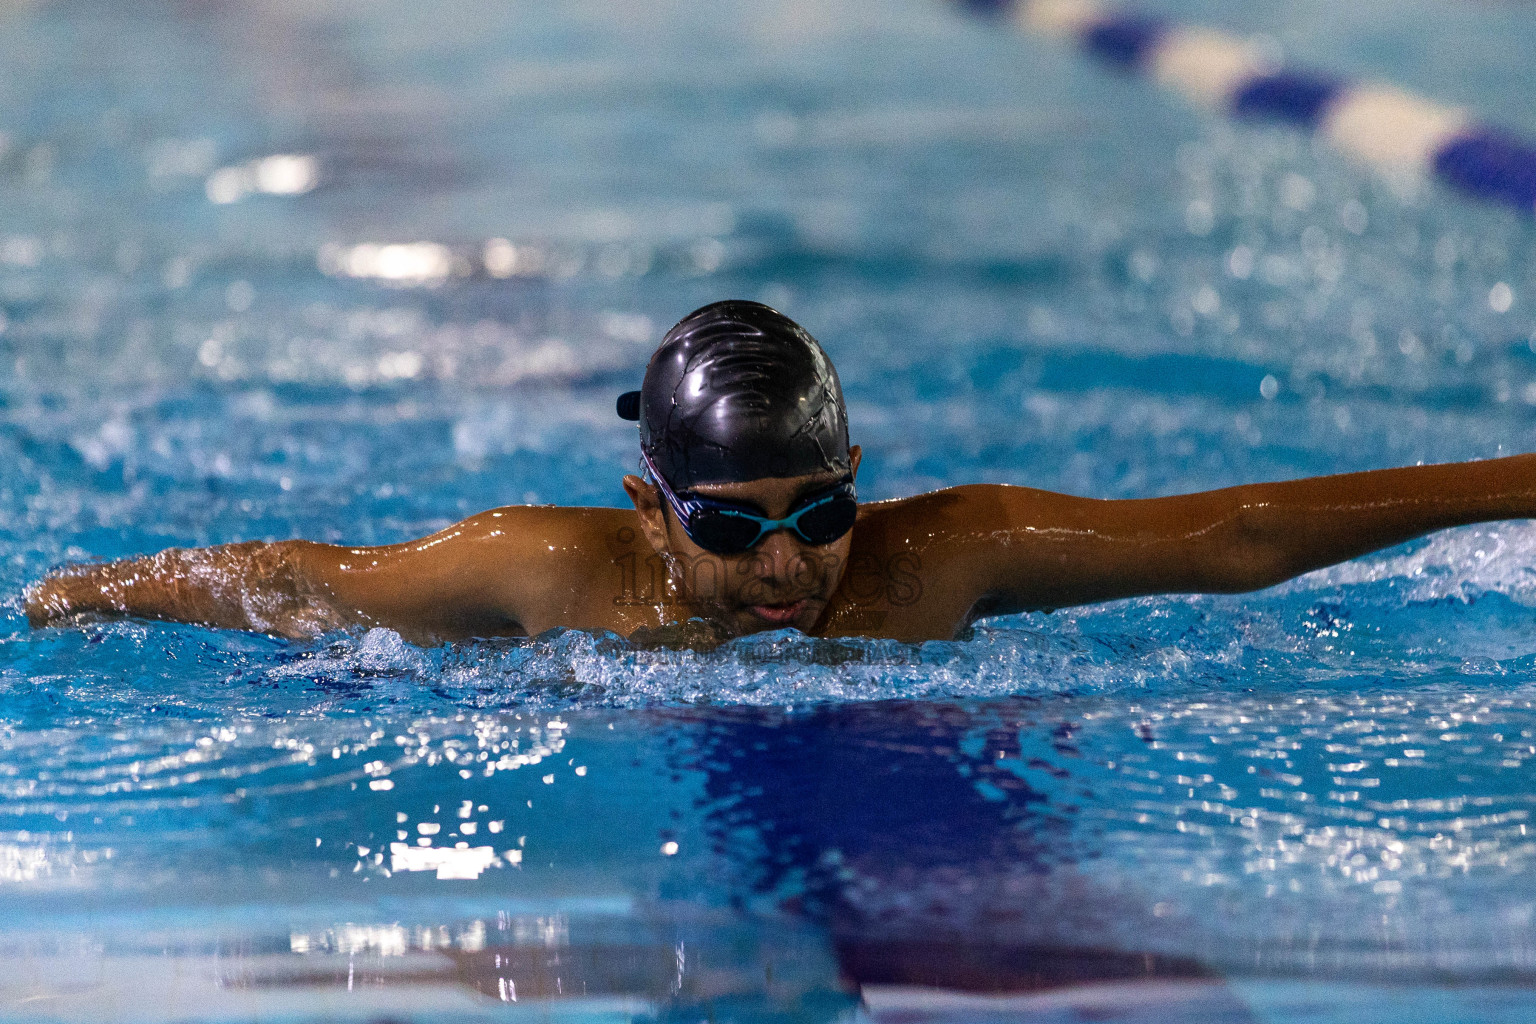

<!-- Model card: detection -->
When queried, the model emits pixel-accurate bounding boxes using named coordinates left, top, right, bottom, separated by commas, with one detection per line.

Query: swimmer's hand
left=24, top=542, right=347, bottom=640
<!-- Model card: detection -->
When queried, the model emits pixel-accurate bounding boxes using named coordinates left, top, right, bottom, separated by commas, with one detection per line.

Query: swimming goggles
left=640, top=448, right=858, bottom=555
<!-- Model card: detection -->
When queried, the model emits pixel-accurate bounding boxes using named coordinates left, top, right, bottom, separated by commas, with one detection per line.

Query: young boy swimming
left=24, top=300, right=1536, bottom=645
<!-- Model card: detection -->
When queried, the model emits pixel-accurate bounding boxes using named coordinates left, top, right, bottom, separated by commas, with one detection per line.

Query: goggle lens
left=792, top=493, right=858, bottom=546
left=687, top=512, right=767, bottom=556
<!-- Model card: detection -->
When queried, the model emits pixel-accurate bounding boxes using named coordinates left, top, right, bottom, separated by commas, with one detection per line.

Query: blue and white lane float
left=958, top=0, right=1536, bottom=213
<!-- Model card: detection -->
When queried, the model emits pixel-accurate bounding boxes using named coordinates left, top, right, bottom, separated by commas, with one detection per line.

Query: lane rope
left=957, top=0, right=1536, bottom=213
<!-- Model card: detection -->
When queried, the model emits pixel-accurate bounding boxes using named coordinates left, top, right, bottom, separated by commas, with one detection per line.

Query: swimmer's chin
left=626, top=618, right=734, bottom=651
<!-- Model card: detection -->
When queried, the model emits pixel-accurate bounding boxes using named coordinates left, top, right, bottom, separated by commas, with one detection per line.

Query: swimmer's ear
left=850, top=445, right=862, bottom=480
left=622, top=474, right=669, bottom=552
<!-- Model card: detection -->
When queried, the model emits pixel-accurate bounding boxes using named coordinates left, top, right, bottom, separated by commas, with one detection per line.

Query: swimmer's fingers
left=22, top=579, right=55, bottom=627
left=23, top=571, right=89, bottom=628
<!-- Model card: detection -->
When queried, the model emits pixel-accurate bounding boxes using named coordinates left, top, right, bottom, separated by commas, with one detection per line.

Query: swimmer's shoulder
left=442, top=504, right=655, bottom=595
left=825, top=485, right=1079, bottom=640
left=455, top=503, right=658, bottom=633
left=455, top=502, right=636, bottom=532
left=447, top=503, right=644, bottom=559
left=851, top=484, right=1064, bottom=547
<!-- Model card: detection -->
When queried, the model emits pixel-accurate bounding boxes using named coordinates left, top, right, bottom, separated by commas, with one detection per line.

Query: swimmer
left=24, top=300, right=1536, bottom=645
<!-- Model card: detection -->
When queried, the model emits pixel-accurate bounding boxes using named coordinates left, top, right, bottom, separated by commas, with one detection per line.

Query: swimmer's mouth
left=747, top=599, right=809, bottom=625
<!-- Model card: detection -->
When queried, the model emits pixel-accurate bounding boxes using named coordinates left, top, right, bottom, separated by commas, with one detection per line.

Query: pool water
left=3, top=0, right=1536, bottom=1020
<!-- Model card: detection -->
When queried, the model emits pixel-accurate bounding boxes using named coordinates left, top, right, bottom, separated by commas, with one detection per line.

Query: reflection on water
left=4, top=693, right=1534, bottom=1019
left=686, top=701, right=1057, bottom=921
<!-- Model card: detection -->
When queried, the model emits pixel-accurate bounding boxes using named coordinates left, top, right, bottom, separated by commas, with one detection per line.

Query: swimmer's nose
left=750, top=531, right=817, bottom=585
left=754, top=530, right=802, bottom=569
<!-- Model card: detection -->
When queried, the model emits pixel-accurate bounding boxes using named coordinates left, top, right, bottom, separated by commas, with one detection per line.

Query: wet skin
left=25, top=447, right=1536, bottom=644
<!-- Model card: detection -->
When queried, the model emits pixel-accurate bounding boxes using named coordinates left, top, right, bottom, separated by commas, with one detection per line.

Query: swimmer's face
left=624, top=446, right=861, bottom=636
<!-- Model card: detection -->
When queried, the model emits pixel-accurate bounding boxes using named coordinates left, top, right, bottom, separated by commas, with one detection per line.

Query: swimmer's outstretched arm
left=24, top=506, right=579, bottom=641
left=956, top=453, right=1536, bottom=614
left=24, top=541, right=338, bottom=638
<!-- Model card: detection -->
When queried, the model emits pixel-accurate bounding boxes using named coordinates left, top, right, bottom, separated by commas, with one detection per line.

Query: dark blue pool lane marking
left=1433, top=131, right=1536, bottom=209
left=1231, top=73, right=1345, bottom=129
left=1082, top=15, right=1166, bottom=70
left=948, top=0, right=1536, bottom=215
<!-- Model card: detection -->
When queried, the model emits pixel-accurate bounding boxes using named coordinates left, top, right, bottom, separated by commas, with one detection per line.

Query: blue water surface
left=2, top=0, right=1536, bottom=1021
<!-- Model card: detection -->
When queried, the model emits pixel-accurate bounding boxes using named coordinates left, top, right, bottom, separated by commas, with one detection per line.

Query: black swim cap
left=616, top=301, right=850, bottom=487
